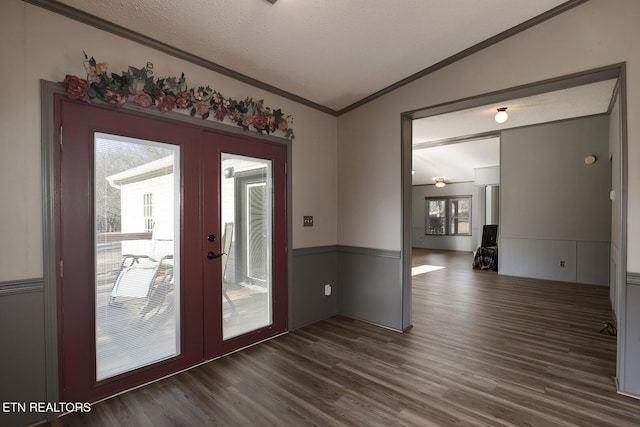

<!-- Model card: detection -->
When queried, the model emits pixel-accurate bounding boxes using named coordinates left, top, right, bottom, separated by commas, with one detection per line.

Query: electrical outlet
left=560, top=260, right=566, bottom=268
left=303, top=216, right=314, bottom=227
left=324, top=284, right=332, bottom=296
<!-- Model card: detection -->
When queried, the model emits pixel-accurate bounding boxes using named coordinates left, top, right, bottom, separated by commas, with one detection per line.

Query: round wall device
left=584, top=155, right=597, bottom=165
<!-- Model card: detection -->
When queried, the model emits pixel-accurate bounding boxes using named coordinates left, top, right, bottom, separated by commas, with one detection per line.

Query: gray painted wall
left=0, top=280, right=47, bottom=427
left=500, top=116, right=611, bottom=285
left=609, top=92, right=622, bottom=316
left=337, top=246, right=403, bottom=331
left=292, top=245, right=404, bottom=331
left=293, top=245, right=405, bottom=331
left=625, top=276, right=640, bottom=394
left=291, top=247, right=338, bottom=329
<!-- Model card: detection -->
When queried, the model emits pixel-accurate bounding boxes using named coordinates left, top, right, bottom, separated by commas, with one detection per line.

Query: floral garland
left=61, top=52, right=294, bottom=140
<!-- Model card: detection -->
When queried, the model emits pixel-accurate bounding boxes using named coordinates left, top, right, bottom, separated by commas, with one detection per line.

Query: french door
left=55, top=96, right=287, bottom=402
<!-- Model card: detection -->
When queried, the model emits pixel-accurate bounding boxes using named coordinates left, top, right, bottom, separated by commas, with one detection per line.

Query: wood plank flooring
left=49, top=249, right=640, bottom=426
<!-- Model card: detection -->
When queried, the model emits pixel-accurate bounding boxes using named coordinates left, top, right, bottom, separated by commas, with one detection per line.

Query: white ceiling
left=413, top=137, right=500, bottom=186
left=45, top=0, right=613, bottom=186
left=52, top=0, right=572, bottom=112
left=413, top=79, right=617, bottom=144
left=412, top=79, right=617, bottom=186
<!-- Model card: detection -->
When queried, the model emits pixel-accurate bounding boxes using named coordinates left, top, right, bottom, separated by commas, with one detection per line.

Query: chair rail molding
left=0, top=278, right=44, bottom=296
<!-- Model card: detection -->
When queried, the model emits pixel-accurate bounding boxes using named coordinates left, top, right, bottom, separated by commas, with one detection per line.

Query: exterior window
left=425, top=196, right=471, bottom=236
left=143, top=193, right=153, bottom=232
left=426, top=199, right=446, bottom=235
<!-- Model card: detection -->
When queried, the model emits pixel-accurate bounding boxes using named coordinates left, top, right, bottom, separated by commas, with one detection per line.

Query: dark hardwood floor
left=49, top=249, right=640, bottom=426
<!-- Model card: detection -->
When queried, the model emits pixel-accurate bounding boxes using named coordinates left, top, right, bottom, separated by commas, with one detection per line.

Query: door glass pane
left=94, top=133, right=180, bottom=381
left=221, top=153, right=272, bottom=340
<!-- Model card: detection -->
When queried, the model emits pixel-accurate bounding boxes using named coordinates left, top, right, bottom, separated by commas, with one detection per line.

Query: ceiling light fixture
left=495, top=107, right=508, bottom=124
left=435, top=177, right=446, bottom=188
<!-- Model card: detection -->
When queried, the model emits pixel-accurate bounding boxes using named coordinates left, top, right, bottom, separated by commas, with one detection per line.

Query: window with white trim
left=425, top=195, right=471, bottom=236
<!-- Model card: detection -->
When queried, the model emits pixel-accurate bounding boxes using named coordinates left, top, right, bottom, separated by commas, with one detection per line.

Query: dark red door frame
left=202, top=130, right=288, bottom=358
left=54, top=95, right=287, bottom=403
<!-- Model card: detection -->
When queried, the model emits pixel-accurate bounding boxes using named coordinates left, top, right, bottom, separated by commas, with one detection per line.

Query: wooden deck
left=49, top=249, right=640, bottom=426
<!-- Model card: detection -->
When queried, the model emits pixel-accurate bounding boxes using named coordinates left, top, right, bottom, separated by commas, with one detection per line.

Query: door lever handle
left=207, top=251, right=225, bottom=260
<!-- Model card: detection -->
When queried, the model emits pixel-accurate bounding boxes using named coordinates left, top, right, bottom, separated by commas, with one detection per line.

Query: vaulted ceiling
left=34, top=0, right=610, bottom=187
left=42, top=0, right=579, bottom=114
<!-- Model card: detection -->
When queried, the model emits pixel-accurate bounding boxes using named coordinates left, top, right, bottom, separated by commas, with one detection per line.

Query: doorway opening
left=401, top=63, right=627, bottom=387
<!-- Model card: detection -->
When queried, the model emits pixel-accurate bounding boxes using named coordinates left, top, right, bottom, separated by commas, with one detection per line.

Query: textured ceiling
left=411, top=79, right=617, bottom=186
left=52, top=0, right=571, bottom=112
left=413, top=79, right=617, bottom=144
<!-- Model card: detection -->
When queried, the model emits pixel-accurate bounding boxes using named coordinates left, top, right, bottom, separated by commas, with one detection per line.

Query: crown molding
left=337, top=0, right=590, bottom=115
left=24, top=0, right=589, bottom=117
left=23, top=0, right=338, bottom=116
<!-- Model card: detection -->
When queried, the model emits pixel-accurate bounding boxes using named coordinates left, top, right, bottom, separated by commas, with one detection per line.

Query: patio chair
left=109, top=226, right=174, bottom=317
